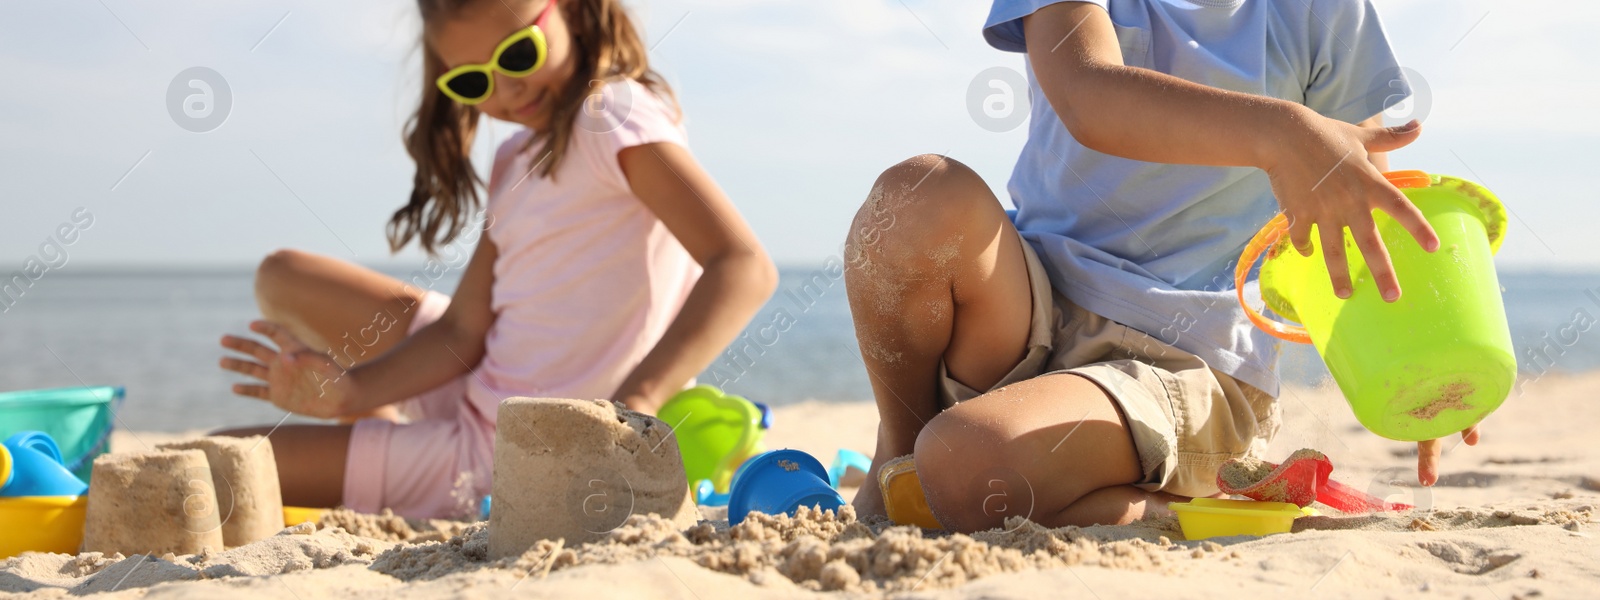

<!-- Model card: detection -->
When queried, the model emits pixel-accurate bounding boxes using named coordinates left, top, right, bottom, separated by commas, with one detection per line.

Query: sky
left=0, top=0, right=1596, bottom=271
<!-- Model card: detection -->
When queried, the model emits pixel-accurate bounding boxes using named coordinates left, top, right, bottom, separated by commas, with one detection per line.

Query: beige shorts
left=937, top=239, right=1282, bottom=498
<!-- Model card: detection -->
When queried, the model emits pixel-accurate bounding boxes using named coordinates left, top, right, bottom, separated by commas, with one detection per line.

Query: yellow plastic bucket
left=1235, top=171, right=1515, bottom=442
left=0, top=495, right=87, bottom=557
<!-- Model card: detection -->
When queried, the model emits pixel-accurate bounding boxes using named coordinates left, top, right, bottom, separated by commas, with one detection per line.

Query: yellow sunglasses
left=435, top=1, right=555, bottom=105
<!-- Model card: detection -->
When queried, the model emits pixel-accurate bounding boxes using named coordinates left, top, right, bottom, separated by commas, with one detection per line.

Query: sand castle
left=82, top=449, right=225, bottom=556
left=81, top=436, right=285, bottom=556
left=158, top=436, right=285, bottom=547
left=488, top=398, right=699, bottom=558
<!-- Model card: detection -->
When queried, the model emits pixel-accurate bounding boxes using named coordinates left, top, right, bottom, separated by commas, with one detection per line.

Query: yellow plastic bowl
left=0, top=495, right=87, bottom=558
left=1169, top=497, right=1303, bottom=540
left=283, top=506, right=327, bottom=526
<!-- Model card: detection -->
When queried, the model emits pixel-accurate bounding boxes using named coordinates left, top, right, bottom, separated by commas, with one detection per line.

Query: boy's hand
left=220, top=320, right=359, bottom=420
left=1263, top=113, right=1440, bottom=302
left=1416, top=425, right=1480, bottom=486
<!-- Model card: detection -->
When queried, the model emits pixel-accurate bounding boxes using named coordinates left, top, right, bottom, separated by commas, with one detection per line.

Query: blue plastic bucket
left=0, top=386, right=122, bottom=482
left=727, top=449, right=844, bottom=526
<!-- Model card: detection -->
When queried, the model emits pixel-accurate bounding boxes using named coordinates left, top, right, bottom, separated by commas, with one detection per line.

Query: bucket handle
left=1234, top=213, right=1311, bottom=344
left=1234, top=170, right=1433, bottom=344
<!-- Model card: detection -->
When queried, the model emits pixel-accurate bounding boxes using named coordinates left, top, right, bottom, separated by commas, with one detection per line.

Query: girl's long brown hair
left=391, top=0, right=677, bottom=254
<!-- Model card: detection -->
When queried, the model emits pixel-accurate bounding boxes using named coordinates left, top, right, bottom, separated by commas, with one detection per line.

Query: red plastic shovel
left=1216, top=453, right=1411, bottom=513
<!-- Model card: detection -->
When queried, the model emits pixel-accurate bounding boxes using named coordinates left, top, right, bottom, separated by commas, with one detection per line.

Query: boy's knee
left=913, top=409, right=1029, bottom=532
left=915, top=412, right=998, bottom=534
left=879, top=153, right=968, bottom=193
left=846, top=154, right=990, bottom=267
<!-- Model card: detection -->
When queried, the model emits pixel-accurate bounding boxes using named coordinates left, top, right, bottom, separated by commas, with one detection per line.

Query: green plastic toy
left=1236, top=171, right=1515, bottom=442
left=658, top=385, right=769, bottom=495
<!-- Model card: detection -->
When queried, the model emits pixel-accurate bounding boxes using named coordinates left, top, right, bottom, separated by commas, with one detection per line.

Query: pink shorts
left=343, top=291, right=490, bottom=519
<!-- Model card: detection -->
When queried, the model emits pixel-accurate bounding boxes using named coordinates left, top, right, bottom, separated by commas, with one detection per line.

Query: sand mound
left=316, top=508, right=477, bottom=544
left=2, top=497, right=1595, bottom=597
left=1295, top=500, right=1594, bottom=534
left=0, top=524, right=394, bottom=595
left=368, top=500, right=1600, bottom=594
left=372, top=504, right=1188, bottom=593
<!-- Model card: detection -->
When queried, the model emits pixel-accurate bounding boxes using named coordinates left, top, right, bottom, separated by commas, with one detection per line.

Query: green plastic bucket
left=0, top=386, right=122, bottom=482
left=1236, top=171, right=1515, bottom=442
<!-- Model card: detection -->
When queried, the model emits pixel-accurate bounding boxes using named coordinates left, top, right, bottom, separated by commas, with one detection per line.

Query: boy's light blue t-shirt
left=983, top=0, right=1411, bottom=397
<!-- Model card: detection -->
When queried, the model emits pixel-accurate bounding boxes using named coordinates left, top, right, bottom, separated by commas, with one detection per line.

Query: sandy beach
left=2, top=373, right=1596, bottom=599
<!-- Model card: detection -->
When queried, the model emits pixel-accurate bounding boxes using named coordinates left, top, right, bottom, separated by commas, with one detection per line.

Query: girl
left=846, top=0, right=1478, bottom=532
left=217, top=0, right=776, bottom=519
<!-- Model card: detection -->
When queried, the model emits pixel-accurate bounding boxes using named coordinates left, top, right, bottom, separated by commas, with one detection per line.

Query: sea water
left=0, top=266, right=1595, bottom=432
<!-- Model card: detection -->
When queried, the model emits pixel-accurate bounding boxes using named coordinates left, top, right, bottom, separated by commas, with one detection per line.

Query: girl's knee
left=254, top=248, right=313, bottom=303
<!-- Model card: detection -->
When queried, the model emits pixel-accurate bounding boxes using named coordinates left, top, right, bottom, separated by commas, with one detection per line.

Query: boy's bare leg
left=843, top=154, right=1035, bottom=517
left=914, top=372, right=1178, bottom=531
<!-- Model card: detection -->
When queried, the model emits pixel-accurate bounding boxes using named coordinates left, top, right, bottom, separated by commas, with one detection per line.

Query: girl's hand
left=220, top=320, right=358, bottom=420
left=1263, top=114, right=1440, bottom=301
left=1416, top=425, right=1480, bottom=486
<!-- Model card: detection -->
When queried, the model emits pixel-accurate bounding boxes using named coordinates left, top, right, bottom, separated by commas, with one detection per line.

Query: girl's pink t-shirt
left=342, top=80, right=701, bottom=519
left=470, top=79, right=701, bottom=422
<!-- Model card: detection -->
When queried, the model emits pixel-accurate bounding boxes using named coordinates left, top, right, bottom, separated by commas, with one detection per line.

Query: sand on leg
left=843, top=154, right=1035, bottom=517
left=913, top=372, right=1180, bottom=532
left=212, top=424, right=352, bottom=508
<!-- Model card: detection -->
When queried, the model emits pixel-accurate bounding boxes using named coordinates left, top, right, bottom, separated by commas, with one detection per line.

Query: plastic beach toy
left=0, top=496, right=87, bottom=557
left=695, top=479, right=731, bottom=506
left=1235, top=171, right=1515, bottom=442
left=658, top=385, right=770, bottom=496
left=726, top=449, right=844, bottom=526
left=828, top=449, right=872, bottom=489
left=0, top=386, right=122, bottom=482
left=2, top=432, right=89, bottom=498
left=1168, top=498, right=1304, bottom=540
left=1216, top=453, right=1410, bottom=512
left=283, top=506, right=329, bottom=527
left=877, top=455, right=942, bottom=530
left=0, top=431, right=89, bottom=558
